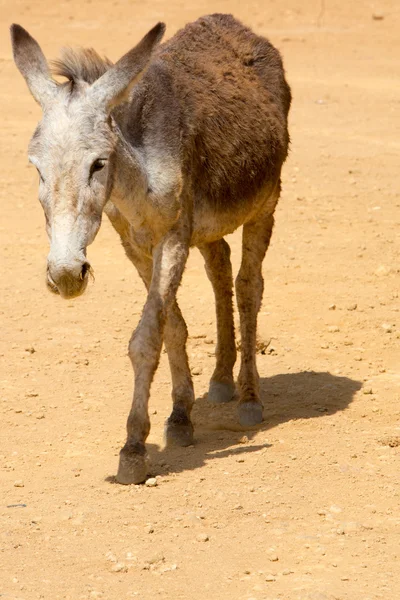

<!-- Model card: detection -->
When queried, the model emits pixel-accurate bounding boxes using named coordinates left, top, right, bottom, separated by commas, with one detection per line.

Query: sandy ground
left=1, top=1, right=400, bottom=599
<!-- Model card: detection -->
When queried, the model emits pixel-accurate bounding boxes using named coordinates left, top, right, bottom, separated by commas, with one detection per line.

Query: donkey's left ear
left=90, top=22, right=166, bottom=111
left=10, top=24, right=57, bottom=107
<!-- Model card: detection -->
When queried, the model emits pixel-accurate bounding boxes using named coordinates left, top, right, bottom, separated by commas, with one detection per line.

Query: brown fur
left=11, top=15, right=291, bottom=485
left=161, top=14, right=291, bottom=206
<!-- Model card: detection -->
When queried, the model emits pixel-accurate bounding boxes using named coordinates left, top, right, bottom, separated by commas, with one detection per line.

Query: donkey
left=11, top=14, right=291, bottom=484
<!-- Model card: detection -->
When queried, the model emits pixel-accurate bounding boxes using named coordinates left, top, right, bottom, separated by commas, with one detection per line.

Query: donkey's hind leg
left=164, top=301, right=195, bottom=447
left=199, top=239, right=237, bottom=404
left=235, top=211, right=275, bottom=426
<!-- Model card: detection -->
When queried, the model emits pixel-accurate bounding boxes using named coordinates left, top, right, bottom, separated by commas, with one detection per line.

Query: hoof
left=165, top=419, right=194, bottom=447
left=238, top=401, right=264, bottom=427
left=116, top=443, right=148, bottom=485
left=207, top=381, right=236, bottom=404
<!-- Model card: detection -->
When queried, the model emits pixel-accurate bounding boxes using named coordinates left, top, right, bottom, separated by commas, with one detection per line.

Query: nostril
left=80, top=262, right=90, bottom=280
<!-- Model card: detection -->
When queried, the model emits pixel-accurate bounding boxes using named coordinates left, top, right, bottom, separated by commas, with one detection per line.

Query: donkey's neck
left=109, top=122, right=148, bottom=229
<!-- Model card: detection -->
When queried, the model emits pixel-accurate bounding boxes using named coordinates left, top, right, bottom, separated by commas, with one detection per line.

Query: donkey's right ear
left=10, top=24, right=57, bottom=107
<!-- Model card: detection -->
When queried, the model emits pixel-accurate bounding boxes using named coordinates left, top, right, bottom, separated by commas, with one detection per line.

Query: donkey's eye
left=90, top=159, right=107, bottom=179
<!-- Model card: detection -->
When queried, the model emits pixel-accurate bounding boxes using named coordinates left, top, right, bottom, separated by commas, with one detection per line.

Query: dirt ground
left=1, top=1, right=399, bottom=599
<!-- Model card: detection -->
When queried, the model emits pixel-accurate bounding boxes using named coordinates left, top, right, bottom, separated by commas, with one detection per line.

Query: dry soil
left=1, top=1, right=399, bottom=599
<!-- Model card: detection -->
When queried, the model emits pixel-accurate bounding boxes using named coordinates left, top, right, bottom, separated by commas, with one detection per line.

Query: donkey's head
left=11, top=23, right=165, bottom=299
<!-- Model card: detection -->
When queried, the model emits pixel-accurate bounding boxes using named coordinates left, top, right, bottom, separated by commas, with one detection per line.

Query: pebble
left=265, top=575, right=276, bottom=582
left=145, top=478, right=158, bottom=487
left=328, top=304, right=336, bottom=310
left=268, top=553, right=279, bottom=562
left=196, top=533, right=209, bottom=542
left=145, top=552, right=165, bottom=565
left=374, top=265, right=391, bottom=276
left=111, top=563, right=127, bottom=573
left=381, top=323, right=392, bottom=333
left=239, top=435, right=249, bottom=444
left=372, top=12, right=384, bottom=20
left=14, top=480, right=24, bottom=487
left=347, top=303, right=357, bottom=311
left=327, top=325, right=340, bottom=333
left=191, top=367, right=202, bottom=376
left=105, top=552, right=117, bottom=563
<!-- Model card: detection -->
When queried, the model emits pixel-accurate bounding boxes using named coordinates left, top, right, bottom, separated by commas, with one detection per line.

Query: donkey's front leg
left=117, top=229, right=189, bottom=484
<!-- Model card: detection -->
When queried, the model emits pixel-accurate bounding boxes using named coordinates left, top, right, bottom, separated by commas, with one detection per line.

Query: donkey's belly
left=190, top=187, right=278, bottom=246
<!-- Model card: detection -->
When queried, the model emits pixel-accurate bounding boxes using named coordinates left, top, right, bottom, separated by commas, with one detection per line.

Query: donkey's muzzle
left=47, top=260, right=91, bottom=299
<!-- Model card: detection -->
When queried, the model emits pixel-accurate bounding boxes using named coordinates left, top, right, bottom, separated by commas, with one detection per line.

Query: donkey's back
left=129, top=14, right=291, bottom=216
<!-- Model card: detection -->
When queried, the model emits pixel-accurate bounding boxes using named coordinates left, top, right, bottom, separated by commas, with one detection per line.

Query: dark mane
left=51, top=47, right=113, bottom=84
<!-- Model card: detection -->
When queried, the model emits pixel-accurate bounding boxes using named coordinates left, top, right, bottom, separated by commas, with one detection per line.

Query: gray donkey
left=11, top=14, right=291, bottom=484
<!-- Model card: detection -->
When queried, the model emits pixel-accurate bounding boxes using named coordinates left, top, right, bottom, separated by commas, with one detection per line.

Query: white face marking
left=28, top=89, right=117, bottom=297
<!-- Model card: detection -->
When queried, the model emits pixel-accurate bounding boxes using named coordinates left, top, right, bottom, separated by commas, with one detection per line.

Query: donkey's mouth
left=46, top=271, right=60, bottom=295
left=46, top=266, right=91, bottom=299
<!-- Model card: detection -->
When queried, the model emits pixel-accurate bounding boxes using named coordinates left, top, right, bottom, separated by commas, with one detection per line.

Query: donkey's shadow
left=144, top=370, right=362, bottom=477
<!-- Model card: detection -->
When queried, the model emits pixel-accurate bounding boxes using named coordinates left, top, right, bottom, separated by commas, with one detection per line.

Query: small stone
left=145, top=525, right=154, bottom=534
left=268, top=553, right=279, bottom=562
left=363, top=387, right=373, bottom=395
left=282, top=569, right=293, bottom=575
left=265, top=575, right=276, bottom=582
left=239, top=435, right=249, bottom=444
left=14, top=480, right=24, bottom=488
left=191, top=367, right=202, bottom=376
left=105, top=552, right=117, bottom=563
left=196, top=533, right=209, bottom=542
left=327, top=325, right=340, bottom=333
left=381, top=323, right=393, bottom=333
left=374, top=265, right=391, bottom=276
left=145, top=478, right=158, bottom=487
left=347, top=304, right=357, bottom=311
left=25, top=347, right=36, bottom=354
left=320, top=343, right=329, bottom=349
left=36, top=413, right=45, bottom=419
left=146, top=552, right=165, bottom=565
left=328, top=304, right=336, bottom=310
left=372, top=12, right=384, bottom=20
left=111, top=563, right=127, bottom=573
